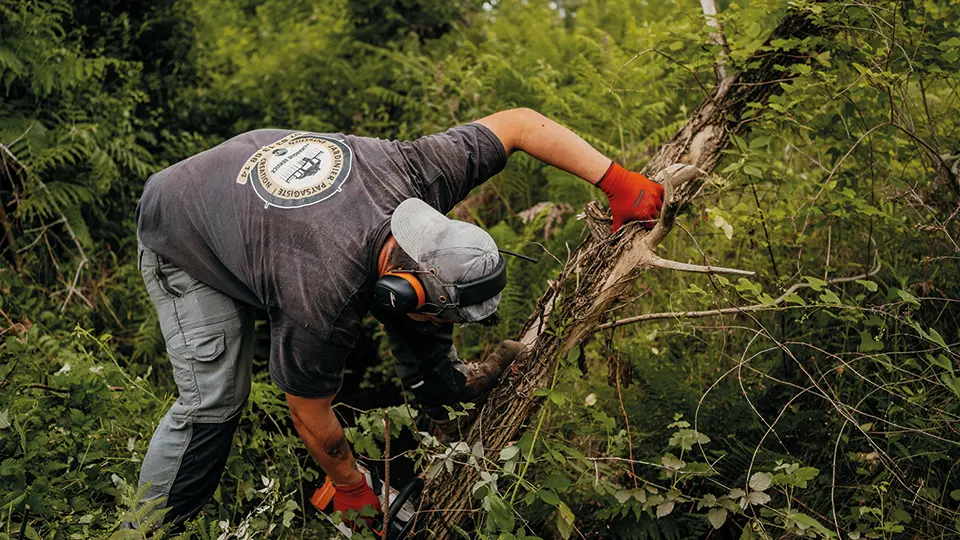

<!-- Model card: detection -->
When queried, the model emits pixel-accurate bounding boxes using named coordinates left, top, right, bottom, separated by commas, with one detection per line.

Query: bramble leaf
left=708, top=507, right=728, bottom=529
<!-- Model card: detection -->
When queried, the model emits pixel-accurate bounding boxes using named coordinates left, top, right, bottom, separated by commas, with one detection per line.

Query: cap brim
left=391, top=198, right=447, bottom=261
left=457, top=292, right=501, bottom=323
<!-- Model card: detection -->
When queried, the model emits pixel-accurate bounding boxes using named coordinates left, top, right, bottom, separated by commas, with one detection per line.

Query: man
left=134, top=108, right=664, bottom=528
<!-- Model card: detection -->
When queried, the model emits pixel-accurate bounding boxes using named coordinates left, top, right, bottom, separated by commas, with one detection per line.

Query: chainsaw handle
left=386, top=478, right=423, bottom=540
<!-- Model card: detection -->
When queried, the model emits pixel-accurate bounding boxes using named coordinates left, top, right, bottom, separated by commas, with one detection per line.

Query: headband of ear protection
left=373, top=256, right=507, bottom=315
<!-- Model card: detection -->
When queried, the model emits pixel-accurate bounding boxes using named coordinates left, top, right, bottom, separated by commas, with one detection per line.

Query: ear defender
left=374, top=271, right=426, bottom=313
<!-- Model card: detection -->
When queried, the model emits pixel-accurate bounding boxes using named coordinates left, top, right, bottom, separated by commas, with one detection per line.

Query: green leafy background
left=2, top=0, right=959, bottom=538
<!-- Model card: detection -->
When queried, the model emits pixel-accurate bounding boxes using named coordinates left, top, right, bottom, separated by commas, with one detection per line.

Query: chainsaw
left=310, top=465, right=423, bottom=539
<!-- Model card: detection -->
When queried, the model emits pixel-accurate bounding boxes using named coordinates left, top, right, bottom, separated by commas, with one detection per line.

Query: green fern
left=111, top=484, right=173, bottom=539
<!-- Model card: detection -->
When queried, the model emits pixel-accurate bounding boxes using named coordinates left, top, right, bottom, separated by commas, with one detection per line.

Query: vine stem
left=508, top=347, right=563, bottom=504
left=614, top=328, right=638, bottom=488
left=382, top=413, right=391, bottom=538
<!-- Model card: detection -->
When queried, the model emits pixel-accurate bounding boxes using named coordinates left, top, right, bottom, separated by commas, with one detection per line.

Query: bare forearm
left=300, top=419, right=361, bottom=485
left=476, top=108, right=611, bottom=184
left=287, top=395, right=363, bottom=486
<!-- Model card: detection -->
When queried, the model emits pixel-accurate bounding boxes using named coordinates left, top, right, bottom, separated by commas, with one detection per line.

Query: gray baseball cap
left=391, top=198, right=503, bottom=323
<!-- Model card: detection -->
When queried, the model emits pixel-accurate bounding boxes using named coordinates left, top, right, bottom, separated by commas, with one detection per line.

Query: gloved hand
left=597, top=162, right=665, bottom=233
left=492, top=339, right=524, bottom=367
left=332, top=477, right=381, bottom=530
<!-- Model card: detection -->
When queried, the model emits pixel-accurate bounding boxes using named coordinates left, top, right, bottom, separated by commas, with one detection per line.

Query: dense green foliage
left=2, top=0, right=959, bottom=538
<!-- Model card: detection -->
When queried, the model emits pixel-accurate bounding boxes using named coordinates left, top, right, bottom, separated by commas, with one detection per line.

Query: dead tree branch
left=599, top=256, right=881, bottom=330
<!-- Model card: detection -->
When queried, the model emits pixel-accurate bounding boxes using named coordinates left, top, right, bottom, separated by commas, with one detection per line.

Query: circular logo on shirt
left=235, top=132, right=353, bottom=209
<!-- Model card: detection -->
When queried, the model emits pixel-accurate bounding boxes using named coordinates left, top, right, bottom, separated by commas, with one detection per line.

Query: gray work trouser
left=136, top=241, right=256, bottom=527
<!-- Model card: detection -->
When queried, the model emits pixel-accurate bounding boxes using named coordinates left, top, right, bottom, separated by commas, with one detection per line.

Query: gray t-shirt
left=137, top=124, right=506, bottom=397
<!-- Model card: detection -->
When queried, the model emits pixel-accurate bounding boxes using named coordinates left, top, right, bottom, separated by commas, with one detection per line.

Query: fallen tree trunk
left=417, top=6, right=831, bottom=536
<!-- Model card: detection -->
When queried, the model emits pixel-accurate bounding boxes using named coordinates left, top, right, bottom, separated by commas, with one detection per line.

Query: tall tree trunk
left=416, top=7, right=830, bottom=537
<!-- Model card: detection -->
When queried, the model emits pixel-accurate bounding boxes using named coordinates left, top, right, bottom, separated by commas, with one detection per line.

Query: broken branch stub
left=638, top=163, right=755, bottom=276
left=644, top=163, right=701, bottom=249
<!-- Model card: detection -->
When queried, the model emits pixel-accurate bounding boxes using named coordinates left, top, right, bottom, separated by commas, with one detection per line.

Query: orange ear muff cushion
left=386, top=271, right=426, bottom=307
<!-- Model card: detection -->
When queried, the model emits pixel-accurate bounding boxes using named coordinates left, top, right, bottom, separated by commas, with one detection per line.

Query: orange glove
left=332, top=477, right=381, bottom=530
left=598, top=162, right=664, bottom=232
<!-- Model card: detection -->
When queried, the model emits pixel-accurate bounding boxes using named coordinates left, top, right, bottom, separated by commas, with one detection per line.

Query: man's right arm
left=287, top=394, right=382, bottom=526
left=285, top=394, right=364, bottom=487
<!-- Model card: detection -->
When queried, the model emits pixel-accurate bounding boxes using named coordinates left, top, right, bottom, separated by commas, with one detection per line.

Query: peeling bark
left=414, top=8, right=830, bottom=537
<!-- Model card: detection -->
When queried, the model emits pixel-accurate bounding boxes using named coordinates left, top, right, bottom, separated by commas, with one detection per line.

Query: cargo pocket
left=193, top=332, right=225, bottom=363
left=189, top=329, right=239, bottom=420
left=168, top=330, right=227, bottom=418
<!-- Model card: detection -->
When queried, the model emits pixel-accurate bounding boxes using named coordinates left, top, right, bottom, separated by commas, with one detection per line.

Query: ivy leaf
left=804, top=276, right=827, bottom=291
left=896, top=289, right=921, bottom=306
left=859, top=331, right=884, bottom=352
left=783, top=292, right=806, bottom=305
left=735, top=278, right=761, bottom=295
left=708, top=507, right=728, bottom=529
left=855, top=279, right=878, bottom=292
left=749, top=472, right=773, bottom=492
left=820, top=290, right=841, bottom=304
